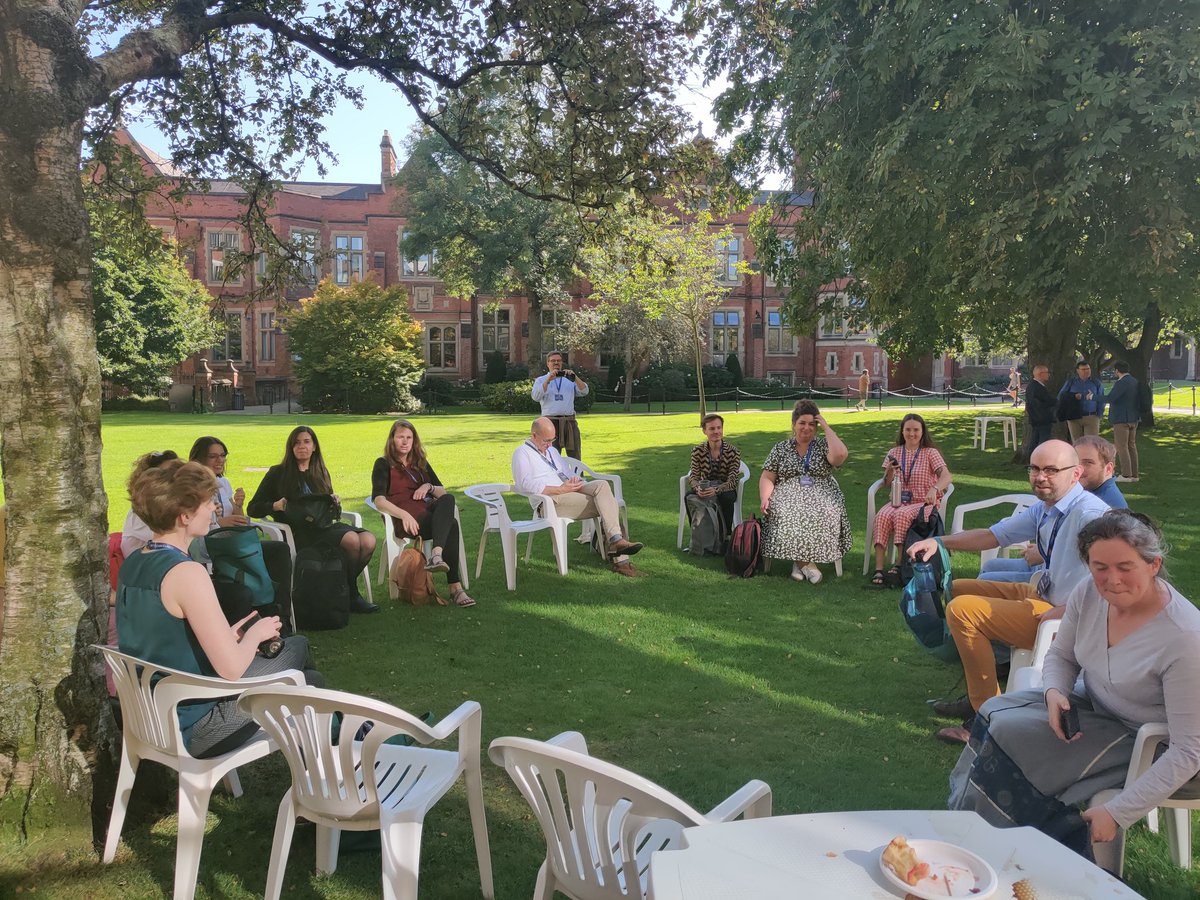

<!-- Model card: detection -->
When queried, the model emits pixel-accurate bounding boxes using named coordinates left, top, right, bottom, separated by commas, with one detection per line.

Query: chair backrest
left=489, top=735, right=708, bottom=900
left=98, top=645, right=193, bottom=756
left=562, top=457, right=597, bottom=479
left=949, top=492, right=1037, bottom=563
left=238, top=685, right=448, bottom=821
left=465, top=483, right=516, bottom=531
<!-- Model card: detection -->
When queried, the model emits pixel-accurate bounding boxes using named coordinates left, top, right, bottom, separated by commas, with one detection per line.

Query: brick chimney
left=380, top=130, right=397, bottom=185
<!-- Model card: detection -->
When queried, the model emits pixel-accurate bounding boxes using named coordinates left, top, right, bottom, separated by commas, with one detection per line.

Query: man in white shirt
left=908, top=439, right=1109, bottom=743
left=531, top=351, right=588, bottom=460
left=512, top=417, right=646, bottom=577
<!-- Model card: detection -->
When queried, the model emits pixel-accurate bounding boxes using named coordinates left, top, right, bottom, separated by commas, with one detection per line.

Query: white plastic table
left=973, top=415, right=1018, bottom=450
left=646, top=810, right=1143, bottom=900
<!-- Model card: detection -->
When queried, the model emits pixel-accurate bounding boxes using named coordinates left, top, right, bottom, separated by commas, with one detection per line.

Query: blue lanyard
left=900, top=447, right=921, bottom=486
left=146, top=540, right=189, bottom=559
left=1036, top=505, right=1069, bottom=565
left=797, top=440, right=815, bottom=475
left=526, top=441, right=568, bottom=479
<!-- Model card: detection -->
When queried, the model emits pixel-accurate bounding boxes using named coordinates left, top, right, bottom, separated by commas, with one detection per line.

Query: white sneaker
left=802, top=564, right=823, bottom=584
left=790, top=562, right=807, bottom=582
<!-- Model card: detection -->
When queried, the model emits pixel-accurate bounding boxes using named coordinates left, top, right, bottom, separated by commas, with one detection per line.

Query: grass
left=3, top=407, right=1199, bottom=899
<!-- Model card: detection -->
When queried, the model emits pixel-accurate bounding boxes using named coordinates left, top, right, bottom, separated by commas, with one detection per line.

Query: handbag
left=287, top=493, right=340, bottom=529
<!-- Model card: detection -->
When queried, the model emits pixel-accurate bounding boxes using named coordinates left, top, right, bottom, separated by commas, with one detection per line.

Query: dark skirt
left=948, top=690, right=1138, bottom=859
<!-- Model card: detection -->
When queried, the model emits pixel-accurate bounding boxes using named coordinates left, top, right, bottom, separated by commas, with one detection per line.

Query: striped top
left=688, top=442, right=742, bottom=493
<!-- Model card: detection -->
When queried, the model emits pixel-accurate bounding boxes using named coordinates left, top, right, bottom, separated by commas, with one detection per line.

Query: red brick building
left=126, top=131, right=919, bottom=406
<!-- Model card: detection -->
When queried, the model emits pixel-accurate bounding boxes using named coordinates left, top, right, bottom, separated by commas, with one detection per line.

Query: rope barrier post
left=1168, top=384, right=1173, bottom=410
left=1193, top=385, right=1196, bottom=416
left=735, top=388, right=741, bottom=414
left=945, top=387, right=950, bottom=410
left=909, top=385, right=915, bottom=408
left=662, top=394, right=666, bottom=415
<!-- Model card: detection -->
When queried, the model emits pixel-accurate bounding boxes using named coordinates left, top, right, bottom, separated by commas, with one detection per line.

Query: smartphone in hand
left=237, top=611, right=261, bottom=639
left=1061, top=706, right=1080, bottom=740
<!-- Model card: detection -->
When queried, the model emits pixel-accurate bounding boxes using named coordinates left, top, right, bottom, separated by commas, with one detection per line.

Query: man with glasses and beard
left=908, top=440, right=1109, bottom=743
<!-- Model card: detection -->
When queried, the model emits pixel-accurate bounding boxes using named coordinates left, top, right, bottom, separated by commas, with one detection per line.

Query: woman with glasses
left=759, top=400, right=852, bottom=584
left=949, top=510, right=1200, bottom=869
left=188, top=436, right=248, bottom=527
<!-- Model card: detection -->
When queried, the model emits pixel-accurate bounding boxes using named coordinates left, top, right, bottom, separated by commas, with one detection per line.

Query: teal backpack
left=898, top=542, right=957, bottom=663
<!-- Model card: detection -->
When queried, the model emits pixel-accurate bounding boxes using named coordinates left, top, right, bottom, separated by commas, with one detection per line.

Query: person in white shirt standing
left=531, top=351, right=589, bottom=461
left=512, top=417, right=646, bottom=577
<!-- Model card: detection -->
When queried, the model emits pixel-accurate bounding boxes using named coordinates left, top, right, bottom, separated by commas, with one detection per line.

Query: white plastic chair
left=676, top=461, right=751, bottom=549
left=97, top=645, right=304, bottom=900
left=489, top=731, right=772, bottom=900
left=1005, top=618, right=1063, bottom=692
left=238, top=685, right=494, bottom=900
left=561, top=457, right=630, bottom=544
left=365, top=497, right=469, bottom=599
left=948, top=492, right=1039, bottom=567
left=465, top=483, right=569, bottom=591
left=252, top=510, right=374, bottom=603
left=861, top=480, right=955, bottom=574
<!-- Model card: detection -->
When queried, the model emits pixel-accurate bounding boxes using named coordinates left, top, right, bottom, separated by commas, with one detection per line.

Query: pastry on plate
left=881, top=836, right=930, bottom=886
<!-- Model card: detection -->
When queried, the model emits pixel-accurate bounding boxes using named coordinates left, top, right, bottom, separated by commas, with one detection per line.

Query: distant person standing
left=1106, top=360, right=1141, bottom=482
left=531, top=351, right=588, bottom=460
left=1024, top=365, right=1057, bottom=451
left=855, top=368, right=871, bottom=411
left=1006, top=366, right=1021, bottom=407
left=1057, top=360, right=1105, bottom=440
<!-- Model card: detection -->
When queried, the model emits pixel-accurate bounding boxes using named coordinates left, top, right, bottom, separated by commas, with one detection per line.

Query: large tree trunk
left=0, top=16, right=116, bottom=844
left=527, top=292, right=544, bottom=367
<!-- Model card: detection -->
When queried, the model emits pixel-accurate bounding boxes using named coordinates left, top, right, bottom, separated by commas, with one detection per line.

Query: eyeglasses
left=1027, top=465, right=1072, bottom=477
left=206, top=452, right=227, bottom=459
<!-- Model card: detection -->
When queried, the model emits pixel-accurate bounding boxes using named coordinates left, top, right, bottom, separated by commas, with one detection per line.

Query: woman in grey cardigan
left=949, top=510, right=1200, bottom=866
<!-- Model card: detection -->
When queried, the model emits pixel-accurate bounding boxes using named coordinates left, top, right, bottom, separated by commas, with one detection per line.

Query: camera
left=237, top=611, right=284, bottom=659
left=887, top=454, right=900, bottom=467
left=565, top=370, right=577, bottom=382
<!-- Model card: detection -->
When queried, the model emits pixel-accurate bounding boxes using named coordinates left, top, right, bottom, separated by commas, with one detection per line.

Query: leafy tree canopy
left=692, top=0, right=1200, bottom=377
left=89, top=190, right=219, bottom=395
left=284, top=280, right=425, bottom=413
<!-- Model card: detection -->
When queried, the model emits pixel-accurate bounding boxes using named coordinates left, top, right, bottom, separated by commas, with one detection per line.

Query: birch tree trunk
left=0, top=9, right=116, bottom=841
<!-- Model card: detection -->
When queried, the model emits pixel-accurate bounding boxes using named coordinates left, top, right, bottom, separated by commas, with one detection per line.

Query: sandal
left=451, top=588, right=476, bottom=608
left=424, top=553, right=450, bottom=574
left=870, top=569, right=885, bottom=586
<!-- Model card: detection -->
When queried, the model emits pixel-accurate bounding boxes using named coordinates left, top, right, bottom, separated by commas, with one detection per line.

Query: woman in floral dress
left=870, top=413, right=952, bottom=585
left=759, top=400, right=853, bottom=583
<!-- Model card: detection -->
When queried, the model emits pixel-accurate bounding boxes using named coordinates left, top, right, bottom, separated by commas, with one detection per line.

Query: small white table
left=973, top=415, right=1018, bottom=450
left=646, top=810, right=1143, bottom=900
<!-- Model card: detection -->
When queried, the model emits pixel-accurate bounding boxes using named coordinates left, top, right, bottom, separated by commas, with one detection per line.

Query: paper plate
left=878, top=838, right=998, bottom=899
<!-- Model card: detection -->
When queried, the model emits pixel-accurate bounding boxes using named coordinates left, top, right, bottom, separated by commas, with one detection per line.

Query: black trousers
left=393, top=493, right=461, bottom=583
left=687, top=489, right=736, bottom=532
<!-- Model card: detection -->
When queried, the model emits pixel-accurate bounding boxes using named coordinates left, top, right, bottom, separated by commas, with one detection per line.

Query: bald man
left=908, top=440, right=1109, bottom=742
left=512, top=417, right=646, bottom=577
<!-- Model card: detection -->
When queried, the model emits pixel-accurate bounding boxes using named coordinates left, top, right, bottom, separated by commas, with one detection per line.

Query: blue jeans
left=978, top=557, right=1043, bottom=583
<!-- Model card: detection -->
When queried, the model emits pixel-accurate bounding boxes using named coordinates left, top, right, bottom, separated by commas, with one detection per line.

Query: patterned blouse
left=688, top=442, right=742, bottom=493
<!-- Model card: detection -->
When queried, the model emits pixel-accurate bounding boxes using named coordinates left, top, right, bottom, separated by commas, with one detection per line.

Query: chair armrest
left=704, top=779, right=772, bottom=822
left=425, top=700, right=483, bottom=742
left=591, top=472, right=623, bottom=503
left=153, top=668, right=306, bottom=753
left=341, top=510, right=363, bottom=528
left=546, top=730, right=589, bottom=754
left=516, top=490, right=559, bottom=523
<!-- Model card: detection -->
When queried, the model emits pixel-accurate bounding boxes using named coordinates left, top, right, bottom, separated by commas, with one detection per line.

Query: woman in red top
left=371, top=419, right=474, bottom=607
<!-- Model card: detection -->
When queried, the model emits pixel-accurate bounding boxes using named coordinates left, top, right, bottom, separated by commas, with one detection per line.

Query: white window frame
left=710, top=309, right=741, bottom=362
left=825, top=351, right=839, bottom=374
left=212, top=311, right=243, bottom=362
left=852, top=352, right=865, bottom=372
left=289, top=228, right=320, bottom=285
left=427, top=324, right=458, bottom=371
left=715, top=236, right=741, bottom=284
left=1171, top=335, right=1185, bottom=359
left=259, top=311, right=276, bottom=362
left=480, top=306, right=513, bottom=362
left=207, top=231, right=242, bottom=285
left=541, top=307, right=569, bottom=352
left=766, top=310, right=795, bottom=355
left=401, top=230, right=437, bottom=278
left=333, top=233, right=365, bottom=285
left=768, top=371, right=794, bottom=386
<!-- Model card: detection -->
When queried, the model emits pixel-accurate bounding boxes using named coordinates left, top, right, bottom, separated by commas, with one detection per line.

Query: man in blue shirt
left=531, top=351, right=590, bottom=461
left=1057, top=360, right=1105, bottom=441
left=908, top=440, right=1109, bottom=743
left=1106, top=360, right=1141, bottom=482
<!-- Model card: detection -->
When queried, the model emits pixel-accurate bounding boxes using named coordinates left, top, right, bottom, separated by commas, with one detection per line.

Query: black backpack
left=899, top=505, right=945, bottom=586
left=725, top=517, right=763, bottom=578
left=292, top=544, right=350, bottom=630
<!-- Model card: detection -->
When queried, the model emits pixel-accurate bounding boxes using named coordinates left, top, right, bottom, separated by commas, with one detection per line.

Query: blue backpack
left=898, top=542, right=957, bottom=663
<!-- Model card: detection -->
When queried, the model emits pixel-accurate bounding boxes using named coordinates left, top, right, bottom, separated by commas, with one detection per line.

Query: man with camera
left=531, top=351, right=589, bottom=460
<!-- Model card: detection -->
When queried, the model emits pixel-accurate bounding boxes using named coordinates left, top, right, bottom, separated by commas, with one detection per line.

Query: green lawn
left=4, top=408, right=1199, bottom=899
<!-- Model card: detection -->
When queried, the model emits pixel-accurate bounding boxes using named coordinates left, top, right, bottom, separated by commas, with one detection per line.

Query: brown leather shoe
left=608, top=537, right=643, bottom=556
left=935, top=724, right=972, bottom=745
left=612, top=561, right=648, bottom=578
left=932, top=696, right=975, bottom=719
